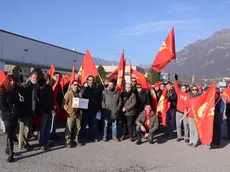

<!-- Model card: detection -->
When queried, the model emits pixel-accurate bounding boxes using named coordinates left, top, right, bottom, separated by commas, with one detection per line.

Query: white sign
left=72, top=98, right=89, bottom=109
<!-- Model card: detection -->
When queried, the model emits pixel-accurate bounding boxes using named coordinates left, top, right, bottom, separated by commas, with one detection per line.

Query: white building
left=0, top=29, right=85, bottom=82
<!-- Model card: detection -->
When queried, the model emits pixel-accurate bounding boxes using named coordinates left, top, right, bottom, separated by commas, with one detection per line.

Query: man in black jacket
left=18, top=72, right=38, bottom=150
left=49, top=72, right=64, bottom=140
left=136, top=84, right=151, bottom=115
left=81, top=75, right=101, bottom=141
left=39, top=75, right=55, bottom=150
left=165, top=82, right=177, bottom=138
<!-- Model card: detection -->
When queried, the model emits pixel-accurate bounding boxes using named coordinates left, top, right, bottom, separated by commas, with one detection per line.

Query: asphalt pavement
left=1, top=129, right=230, bottom=172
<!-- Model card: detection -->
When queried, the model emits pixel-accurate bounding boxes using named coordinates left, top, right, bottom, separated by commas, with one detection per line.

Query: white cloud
left=117, top=20, right=195, bottom=36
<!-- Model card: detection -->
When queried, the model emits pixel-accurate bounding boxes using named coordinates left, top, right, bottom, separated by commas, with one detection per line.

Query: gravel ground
left=1, top=129, right=230, bottom=172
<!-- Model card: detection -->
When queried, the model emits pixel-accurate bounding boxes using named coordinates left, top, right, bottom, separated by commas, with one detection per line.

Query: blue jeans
left=39, top=113, right=51, bottom=146
left=103, top=119, right=117, bottom=139
left=166, top=108, right=176, bottom=137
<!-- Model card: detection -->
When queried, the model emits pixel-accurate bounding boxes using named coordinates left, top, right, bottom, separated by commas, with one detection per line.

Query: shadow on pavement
left=14, top=145, right=66, bottom=161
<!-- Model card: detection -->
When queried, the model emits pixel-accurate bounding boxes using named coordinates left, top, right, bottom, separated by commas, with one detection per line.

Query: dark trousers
left=226, top=118, right=230, bottom=138
left=166, top=108, right=176, bottom=137
left=136, top=126, right=154, bottom=141
left=39, top=113, right=51, bottom=146
left=122, top=115, right=134, bottom=138
left=84, top=110, right=98, bottom=139
left=212, top=122, right=221, bottom=146
left=4, top=120, right=18, bottom=154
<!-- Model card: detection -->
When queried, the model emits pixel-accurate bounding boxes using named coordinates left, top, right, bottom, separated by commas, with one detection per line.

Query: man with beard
left=63, top=80, right=83, bottom=147
left=102, top=80, right=122, bottom=142
left=19, top=72, right=38, bottom=150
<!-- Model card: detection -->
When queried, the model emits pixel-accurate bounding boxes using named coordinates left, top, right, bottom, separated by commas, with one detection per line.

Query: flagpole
left=98, top=74, right=105, bottom=87
left=179, top=98, right=220, bottom=123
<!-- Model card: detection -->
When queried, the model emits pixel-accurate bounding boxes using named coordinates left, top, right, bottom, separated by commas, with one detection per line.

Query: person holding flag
left=165, top=82, right=177, bottom=138
left=174, top=74, right=190, bottom=143
left=184, top=85, right=200, bottom=147
left=210, top=88, right=225, bottom=148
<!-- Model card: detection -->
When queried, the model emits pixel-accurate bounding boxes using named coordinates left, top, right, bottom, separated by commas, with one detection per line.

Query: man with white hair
left=121, top=83, right=137, bottom=142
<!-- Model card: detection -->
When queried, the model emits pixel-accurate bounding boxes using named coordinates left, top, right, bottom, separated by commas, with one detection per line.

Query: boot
left=136, top=132, right=142, bottom=145
left=7, top=152, right=14, bottom=163
left=5, top=147, right=10, bottom=155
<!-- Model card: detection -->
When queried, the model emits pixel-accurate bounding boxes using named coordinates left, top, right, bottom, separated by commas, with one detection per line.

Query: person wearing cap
left=210, top=88, right=224, bottom=149
left=174, top=74, right=190, bottom=143
left=135, top=104, right=159, bottom=145
left=165, top=81, right=177, bottom=138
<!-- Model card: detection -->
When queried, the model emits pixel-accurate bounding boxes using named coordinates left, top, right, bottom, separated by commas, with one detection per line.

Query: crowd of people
left=0, top=71, right=229, bottom=163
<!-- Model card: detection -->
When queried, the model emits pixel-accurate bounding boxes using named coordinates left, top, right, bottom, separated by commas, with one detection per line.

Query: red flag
left=49, top=64, right=56, bottom=77
left=0, top=69, right=6, bottom=85
left=116, top=49, right=125, bottom=92
left=221, top=85, right=230, bottom=102
left=60, top=75, right=70, bottom=88
left=106, top=68, right=118, bottom=80
left=157, top=89, right=170, bottom=126
left=78, top=49, right=99, bottom=85
left=192, top=83, right=216, bottom=145
left=152, top=27, right=176, bottom=72
left=129, top=60, right=150, bottom=91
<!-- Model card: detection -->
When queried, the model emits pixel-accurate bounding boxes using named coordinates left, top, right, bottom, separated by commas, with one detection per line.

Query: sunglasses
left=192, top=89, right=198, bottom=91
left=73, top=84, right=78, bottom=86
left=136, top=87, right=142, bottom=89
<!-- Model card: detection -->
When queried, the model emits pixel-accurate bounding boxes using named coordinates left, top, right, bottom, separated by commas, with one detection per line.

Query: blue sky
left=0, top=0, right=230, bottom=65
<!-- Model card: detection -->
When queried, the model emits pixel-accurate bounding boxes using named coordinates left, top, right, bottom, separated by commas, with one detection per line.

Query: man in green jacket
left=135, top=104, right=159, bottom=145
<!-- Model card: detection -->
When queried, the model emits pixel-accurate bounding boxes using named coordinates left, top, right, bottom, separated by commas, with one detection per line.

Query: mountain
left=93, top=57, right=118, bottom=66
left=164, top=29, right=230, bottom=78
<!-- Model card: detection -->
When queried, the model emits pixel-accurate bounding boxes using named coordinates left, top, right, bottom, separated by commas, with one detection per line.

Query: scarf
left=144, top=111, right=152, bottom=132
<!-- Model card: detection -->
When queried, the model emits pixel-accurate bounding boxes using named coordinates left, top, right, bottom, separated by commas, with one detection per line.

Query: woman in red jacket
left=174, top=75, right=190, bottom=143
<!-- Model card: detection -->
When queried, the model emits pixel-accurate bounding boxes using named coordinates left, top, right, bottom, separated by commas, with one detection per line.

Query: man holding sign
left=63, top=80, right=83, bottom=147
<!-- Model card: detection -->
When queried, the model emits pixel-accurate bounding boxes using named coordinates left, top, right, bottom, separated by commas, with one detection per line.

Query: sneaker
left=66, top=143, right=72, bottom=148
left=120, top=135, right=126, bottom=141
left=149, top=140, right=154, bottom=144
left=112, top=138, right=120, bottom=142
left=188, top=143, right=193, bottom=146
left=40, top=146, right=48, bottom=151
left=176, top=138, right=183, bottom=142
left=193, top=143, right=198, bottom=148
left=129, top=137, right=134, bottom=142
left=103, top=138, right=108, bottom=142
left=185, top=139, right=189, bottom=143
left=136, top=140, right=141, bottom=145
left=76, top=141, right=83, bottom=146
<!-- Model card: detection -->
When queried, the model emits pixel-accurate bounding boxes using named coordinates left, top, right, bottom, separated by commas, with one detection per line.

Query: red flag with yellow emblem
left=116, top=49, right=125, bottom=93
left=78, top=49, right=99, bottom=85
left=221, top=85, right=230, bottom=102
left=157, top=89, right=170, bottom=126
left=106, top=68, right=118, bottom=80
left=152, top=27, right=176, bottom=72
left=192, top=82, right=216, bottom=145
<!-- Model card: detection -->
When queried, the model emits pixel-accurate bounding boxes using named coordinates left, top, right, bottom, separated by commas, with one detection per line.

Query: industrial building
left=0, top=29, right=85, bottom=82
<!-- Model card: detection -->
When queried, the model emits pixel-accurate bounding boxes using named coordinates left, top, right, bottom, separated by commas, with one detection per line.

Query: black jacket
left=20, top=80, right=39, bottom=119
left=166, top=89, right=177, bottom=109
left=81, top=84, right=101, bottom=112
left=39, top=84, right=55, bottom=113
left=50, top=79, right=64, bottom=108
left=226, top=102, right=230, bottom=118
left=0, top=87, right=21, bottom=121
left=155, top=90, right=162, bottom=103
left=136, top=91, right=151, bottom=114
